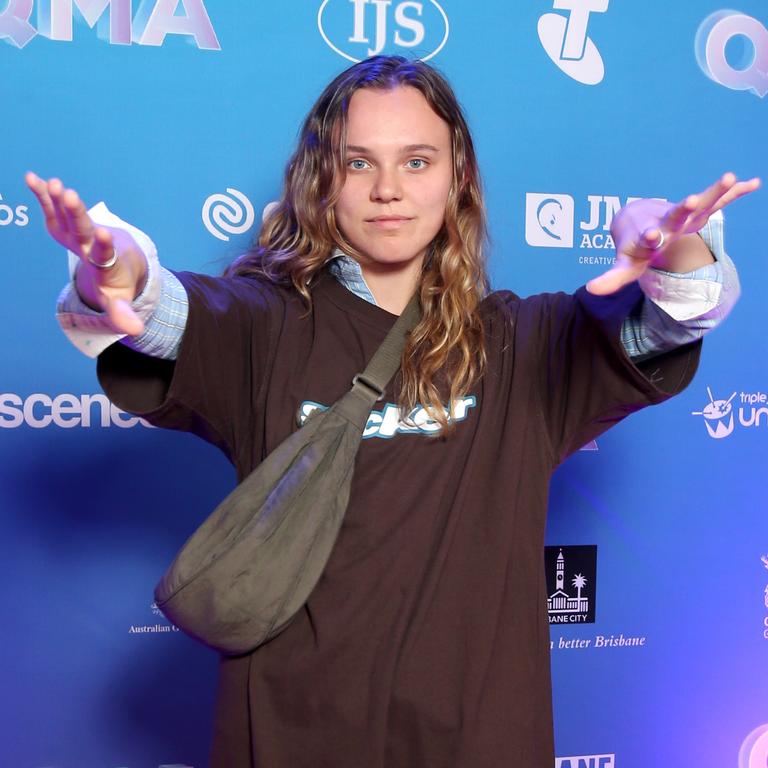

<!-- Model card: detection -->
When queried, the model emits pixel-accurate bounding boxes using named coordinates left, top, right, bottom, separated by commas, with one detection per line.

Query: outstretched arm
left=587, top=172, right=760, bottom=296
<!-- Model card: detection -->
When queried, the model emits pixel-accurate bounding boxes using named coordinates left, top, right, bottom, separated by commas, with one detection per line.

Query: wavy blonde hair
left=228, top=55, right=489, bottom=435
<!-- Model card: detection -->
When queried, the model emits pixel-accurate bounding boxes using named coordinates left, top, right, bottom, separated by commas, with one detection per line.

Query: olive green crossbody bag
left=154, top=295, right=421, bottom=655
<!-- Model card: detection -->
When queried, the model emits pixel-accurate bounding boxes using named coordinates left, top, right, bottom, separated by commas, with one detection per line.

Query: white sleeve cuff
left=56, top=202, right=162, bottom=358
left=637, top=209, right=733, bottom=322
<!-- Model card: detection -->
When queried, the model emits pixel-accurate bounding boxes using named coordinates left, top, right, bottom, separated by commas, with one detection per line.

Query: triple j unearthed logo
left=318, top=0, right=449, bottom=62
left=762, top=553, right=768, bottom=641
left=691, top=386, right=768, bottom=439
left=695, top=10, right=768, bottom=98
left=0, top=0, right=220, bottom=50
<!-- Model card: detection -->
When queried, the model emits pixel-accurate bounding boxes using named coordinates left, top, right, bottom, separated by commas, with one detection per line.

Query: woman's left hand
left=586, top=172, right=761, bottom=295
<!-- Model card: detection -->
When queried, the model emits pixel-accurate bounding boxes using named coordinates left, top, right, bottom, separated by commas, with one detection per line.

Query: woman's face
left=334, top=85, right=453, bottom=272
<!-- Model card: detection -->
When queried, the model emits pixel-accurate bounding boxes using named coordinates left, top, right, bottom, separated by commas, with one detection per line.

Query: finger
left=47, top=178, right=70, bottom=235
left=586, top=260, right=645, bottom=296
left=640, top=227, right=664, bottom=250
left=25, top=172, right=59, bottom=229
left=690, top=172, right=737, bottom=216
left=104, top=297, right=145, bottom=337
left=61, top=189, right=94, bottom=249
left=663, top=195, right=698, bottom=233
left=707, top=177, right=762, bottom=213
left=87, top=226, right=116, bottom=268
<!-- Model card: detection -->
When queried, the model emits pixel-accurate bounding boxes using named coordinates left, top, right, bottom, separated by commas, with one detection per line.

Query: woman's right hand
left=25, top=172, right=147, bottom=336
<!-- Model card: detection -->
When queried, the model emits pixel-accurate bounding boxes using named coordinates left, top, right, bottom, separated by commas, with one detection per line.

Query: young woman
left=26, top=56, right=758, bottom=767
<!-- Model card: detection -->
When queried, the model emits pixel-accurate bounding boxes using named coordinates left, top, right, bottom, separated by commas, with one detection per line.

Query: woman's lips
left=366, top=216, right=413, bottom=230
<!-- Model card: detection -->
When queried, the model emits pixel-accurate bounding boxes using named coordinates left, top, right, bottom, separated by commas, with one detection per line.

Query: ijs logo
left=695, top=10, right=768, bottom=98
left=0, top=193, right=29, bottom=227
left=555, top=756, right=615, bottom=768
left=537, top=0, right=609, bottom=85
left=0, top=0, right=220, bottom=50
left=739, top=724, right=768, bottom=768
left=545, top=545, right=597, bottom=625
left=318, top=0, right=449, bottom=63
left=691, top=387, right=768, bottom=439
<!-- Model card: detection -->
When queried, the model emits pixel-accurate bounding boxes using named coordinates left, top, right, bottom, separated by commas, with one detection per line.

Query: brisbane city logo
left=545, top=545, right=597, bottom=625
left=318, top=0, right=449, bottom=62
left=691, top=386, right=768, bottom=439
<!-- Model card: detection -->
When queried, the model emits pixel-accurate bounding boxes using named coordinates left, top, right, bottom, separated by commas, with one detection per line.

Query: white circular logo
left=202, top=188, right=255, bottom=242
left=739, top=724, right=768, bottom=768
left=317, top=0, right=449, bottom=63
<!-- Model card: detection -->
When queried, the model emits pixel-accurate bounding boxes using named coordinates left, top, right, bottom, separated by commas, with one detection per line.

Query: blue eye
left=407, top=159, right=427, bottom=169
left=349, top=159, right=368, bottom=170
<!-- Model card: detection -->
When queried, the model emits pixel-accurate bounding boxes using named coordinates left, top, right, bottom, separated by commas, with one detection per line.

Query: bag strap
left=348, top=293, right=421, bottom=406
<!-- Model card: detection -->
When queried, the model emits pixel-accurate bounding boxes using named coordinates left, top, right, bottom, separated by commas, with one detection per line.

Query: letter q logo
left=740, top=724, right=768, bottom=768
left=695, top=11, right=768, bottom=97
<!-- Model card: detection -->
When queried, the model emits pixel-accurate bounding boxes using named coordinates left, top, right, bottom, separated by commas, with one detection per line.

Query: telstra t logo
left=538, top=0, right=609, bottom=85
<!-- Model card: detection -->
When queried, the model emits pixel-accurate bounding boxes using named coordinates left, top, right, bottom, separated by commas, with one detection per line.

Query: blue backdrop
left=2, top=2, right=766, bottom=766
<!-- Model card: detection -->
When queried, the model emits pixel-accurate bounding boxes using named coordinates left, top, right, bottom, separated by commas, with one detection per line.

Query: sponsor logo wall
left=2, top=1, right=765, bottom=767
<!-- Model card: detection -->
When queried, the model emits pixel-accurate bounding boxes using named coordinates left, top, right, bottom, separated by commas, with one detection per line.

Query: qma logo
left=0, top=392, right=151, bottom=428
left=0, top=0, right=219, bottom=50
left=0, top=193, right=29, bottom=226
left=525, top=192, right=665, bottom=262
left=538, top=0, right=609, bottom=85
left=691, top=386, right=768, bottom=439
left=739, top=724, right=768, bottom=768
left=318, top=0, right=449, bottom=63
left=695, top=11, right=768, bottom=98
left=555, top=755, right=615, bottom=768
left=545, top=545, right=597, bottom=624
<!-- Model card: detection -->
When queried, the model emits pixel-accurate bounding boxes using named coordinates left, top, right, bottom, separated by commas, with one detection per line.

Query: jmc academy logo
left=691, top=387, right=768, bottom=439
left=696, top=10, right=768, bottom=98
left=525, top=192, right=664, bottom=263
left=0, top=0, right=220, bottom=50
left=538, top=0, right=609, bottom=85
left=545, top=545, right=597, bottom=624
left=318, top=0, right=449, bottom=62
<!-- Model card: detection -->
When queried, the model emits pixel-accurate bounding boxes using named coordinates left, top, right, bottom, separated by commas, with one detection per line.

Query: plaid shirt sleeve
left=56, top=202, right=187, bottom=361
left=621, top=210, right=738, bottom=360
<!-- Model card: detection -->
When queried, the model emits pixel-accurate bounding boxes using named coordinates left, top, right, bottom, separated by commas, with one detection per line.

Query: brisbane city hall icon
left=548, top=549, right=589, bottom=616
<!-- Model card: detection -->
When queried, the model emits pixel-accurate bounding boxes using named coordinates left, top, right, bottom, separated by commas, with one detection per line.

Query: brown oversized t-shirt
left=98, top=270, right=700, bottom=768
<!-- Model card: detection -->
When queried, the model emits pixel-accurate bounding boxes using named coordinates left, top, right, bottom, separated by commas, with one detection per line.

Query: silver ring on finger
left=87, top=250, right=118, bottom=270
left=650, top=231, right=666, bottom=251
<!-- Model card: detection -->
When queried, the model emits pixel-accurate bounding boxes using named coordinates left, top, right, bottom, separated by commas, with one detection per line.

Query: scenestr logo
left=0, top=393, right=151, bottom=428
